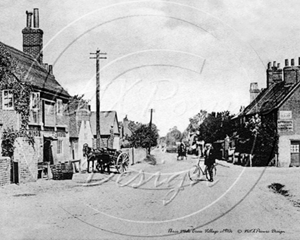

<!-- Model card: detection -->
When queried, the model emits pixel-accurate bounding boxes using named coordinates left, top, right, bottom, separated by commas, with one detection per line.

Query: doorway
left=290, top=141, right=300, bottom=167
left=43, top=137, right=54, bottom=165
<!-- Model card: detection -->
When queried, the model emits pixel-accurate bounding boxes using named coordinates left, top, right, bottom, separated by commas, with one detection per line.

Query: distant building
left=239, top=59, right=300, bottom=167
left=90, top=111, right=120, bottom=150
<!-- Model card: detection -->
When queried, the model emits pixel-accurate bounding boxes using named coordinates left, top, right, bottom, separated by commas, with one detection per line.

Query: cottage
left=240, top=59, right=300, bottom=167
left=90, top=111, right=120, bottom=150
left=0, top=9, right=70, bottom=183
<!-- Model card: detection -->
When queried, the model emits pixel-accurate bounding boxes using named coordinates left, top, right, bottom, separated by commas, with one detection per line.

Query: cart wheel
left=116, top=152, right=129, bottom=173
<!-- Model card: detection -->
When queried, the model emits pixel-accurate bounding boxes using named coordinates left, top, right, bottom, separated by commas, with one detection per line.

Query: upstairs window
left=56, top=99, right=63, bottom=116
left=2, top=90, right=14, bottom=110
left=30, top=92, right=40, bottom=111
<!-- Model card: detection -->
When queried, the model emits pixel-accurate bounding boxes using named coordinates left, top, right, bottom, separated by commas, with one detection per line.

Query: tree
left=129, top=124, right=159, bottom=154
left=166, top=126, right=182, bottom=146
left=186, top=110, right=208, bottom=133
left=236, top=113, right=278, bottom=166
left=199, top=111, right=233, bottom=143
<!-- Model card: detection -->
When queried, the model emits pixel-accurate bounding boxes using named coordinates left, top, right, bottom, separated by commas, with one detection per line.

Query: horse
left=82, top=144, right=111, bottom=174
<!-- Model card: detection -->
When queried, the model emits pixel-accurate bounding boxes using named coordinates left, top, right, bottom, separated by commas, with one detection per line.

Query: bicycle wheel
left=188, top=165, right=202, bottom=181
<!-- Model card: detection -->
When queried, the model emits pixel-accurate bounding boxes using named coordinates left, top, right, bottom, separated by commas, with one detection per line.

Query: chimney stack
left=33, top=8, right=39, bottom=28
left=22, top=8, right=43, bottom=64
left=250, top=82, right=260, bottom=103
left=285, top=59, right=289, bottom=67
left=283, top=58, right=297, bottom=85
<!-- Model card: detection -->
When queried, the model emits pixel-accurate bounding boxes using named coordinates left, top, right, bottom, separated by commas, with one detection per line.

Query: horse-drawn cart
left=83, top=144, right=130, bottom=174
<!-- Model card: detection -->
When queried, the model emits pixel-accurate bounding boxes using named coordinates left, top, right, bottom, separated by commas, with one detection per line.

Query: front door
left=43, top=137, right=54, bottom=165
left=290, top=141, right=300, bottom=167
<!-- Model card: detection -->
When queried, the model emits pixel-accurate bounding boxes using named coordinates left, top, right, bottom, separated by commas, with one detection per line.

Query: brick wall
left=14, top=137, right=41, bottom=184
left=0, top=157, right=11, bottom=186
left=22, top=28, right=43, bottom=63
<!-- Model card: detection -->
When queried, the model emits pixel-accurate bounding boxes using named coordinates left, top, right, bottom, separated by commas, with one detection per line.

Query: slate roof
left=90, top=111, right=120, bottom=136
left=242, top=81, right=300, bottom=116
left=0, top=41, right=70, bottom=99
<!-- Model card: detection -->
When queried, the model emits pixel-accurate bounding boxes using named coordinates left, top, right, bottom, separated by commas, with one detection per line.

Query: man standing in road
left=204, top=143, right=215, bottom=182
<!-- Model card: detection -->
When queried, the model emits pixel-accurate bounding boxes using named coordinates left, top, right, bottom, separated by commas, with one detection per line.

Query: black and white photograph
left=0, top=0, right=300, bottom=239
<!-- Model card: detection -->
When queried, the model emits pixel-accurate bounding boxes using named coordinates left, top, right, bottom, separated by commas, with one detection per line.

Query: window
left=2, top=90, right=14, bottom=110
left=30, top=92, right=40, bottom=111
left=291, top=144, right=299, bottom=153
left=57, top=140, right=63, bottom=154
left=30, top=92, right=40, bottom=123
left=56, top=99, right=63, bottom=116
left=44, top=101, right=55, bottom=126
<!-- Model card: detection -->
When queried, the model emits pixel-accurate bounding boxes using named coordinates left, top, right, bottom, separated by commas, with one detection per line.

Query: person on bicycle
left=177, top=141, right=187, bottom=160
left=204, top=143, right=215, bottom=182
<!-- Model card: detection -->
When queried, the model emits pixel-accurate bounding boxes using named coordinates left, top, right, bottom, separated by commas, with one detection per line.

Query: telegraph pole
left=148, top=108, right=154, bottom=155
left=90, top=49, right=107, bottom=149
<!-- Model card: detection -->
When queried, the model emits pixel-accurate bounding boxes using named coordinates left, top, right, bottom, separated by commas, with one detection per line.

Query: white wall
left=278, top=135, right=300, bottom=167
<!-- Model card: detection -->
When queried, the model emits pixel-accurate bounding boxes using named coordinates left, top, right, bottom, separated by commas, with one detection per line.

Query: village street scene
left=1, top=1, right=300, bottom=240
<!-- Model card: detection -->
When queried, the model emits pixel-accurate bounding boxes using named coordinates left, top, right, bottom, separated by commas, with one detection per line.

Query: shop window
left=57, top=140, right=63, bottom=154
left=2, top=90, right=14, bottom=110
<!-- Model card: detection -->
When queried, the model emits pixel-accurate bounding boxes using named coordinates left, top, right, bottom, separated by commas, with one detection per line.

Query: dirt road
left=1, top=148, right=300, bottom=240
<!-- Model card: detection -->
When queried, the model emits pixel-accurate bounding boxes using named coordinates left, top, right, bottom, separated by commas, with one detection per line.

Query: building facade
left=0, top=9, right=70, bottom=183
left=241, top=59, right=300, bottom=167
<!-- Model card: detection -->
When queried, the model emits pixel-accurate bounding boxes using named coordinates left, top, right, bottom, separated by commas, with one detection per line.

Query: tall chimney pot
left=273, top=61, right=276, bottom=67
left=285, top=59, right=289, bottom=67
left=277, top=63, right=280, bottom=68
left=33, top=8, right=39, bottom=28
left=267, top=62, right=271, bottom=69
left=291, top=59, right=295, bottom=66
left=26, top=11, right=33, bottom=28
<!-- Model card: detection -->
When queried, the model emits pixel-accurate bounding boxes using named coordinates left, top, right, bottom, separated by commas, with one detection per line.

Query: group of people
left=177, top=141, right=216, bottom=182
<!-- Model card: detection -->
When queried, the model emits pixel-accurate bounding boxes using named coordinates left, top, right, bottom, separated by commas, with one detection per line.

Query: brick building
left=90, top=111, right=120, bottom=150
left=240, top=59, right=300, bottom=167
left=0, top=9, right=70, bottom=183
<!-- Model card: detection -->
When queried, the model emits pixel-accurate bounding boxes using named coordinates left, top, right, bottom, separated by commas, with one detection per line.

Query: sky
left=1, top=0, right=300, bottom=136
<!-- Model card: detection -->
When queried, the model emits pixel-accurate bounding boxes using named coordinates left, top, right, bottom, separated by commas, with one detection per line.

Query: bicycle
left=188, top=159, right=217, bottom=182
